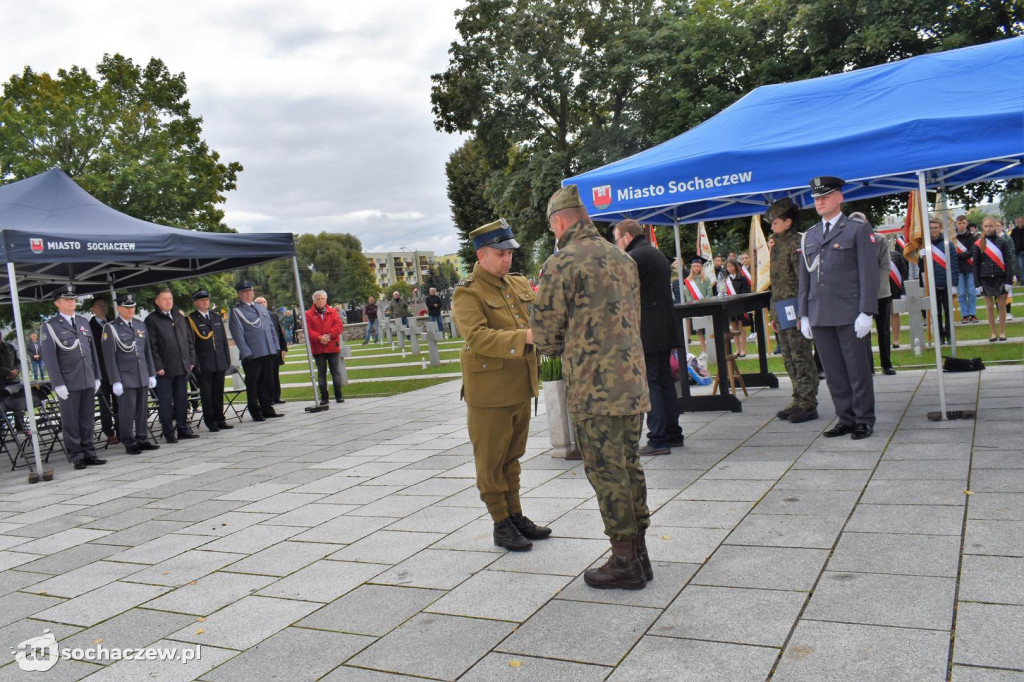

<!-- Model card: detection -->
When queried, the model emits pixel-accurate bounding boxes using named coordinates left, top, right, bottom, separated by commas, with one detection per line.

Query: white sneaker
left=1007, top=313, right=1015, bottom=321
left=746, top=332, right=757, bottom=342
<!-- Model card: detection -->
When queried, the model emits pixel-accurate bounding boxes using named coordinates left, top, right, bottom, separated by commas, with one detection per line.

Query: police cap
left=54, top=284, right=77, bottom=300
left=470, top=219, right=520, bottom=251
left=809, top=176, right=844, bottom=198
left=235, top=281, right=254, bottom=292
left=115, top=293, right=137, bottom=307
left=193, top=289, right=210, bottom=301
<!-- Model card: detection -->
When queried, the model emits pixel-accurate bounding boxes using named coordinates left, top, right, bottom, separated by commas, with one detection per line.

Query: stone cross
left=892, top=279, right=930, bottom=347
left=408, top=319, right=421, bottom=355
left=396, top=322, right=406, bottom=352
left=337, top=340, right=351, bottom=385
left=446, top=312, right=459, bottom=338
left=424, top=321, right=443, bottom=367
left=384, top=319, right=394, bottom=345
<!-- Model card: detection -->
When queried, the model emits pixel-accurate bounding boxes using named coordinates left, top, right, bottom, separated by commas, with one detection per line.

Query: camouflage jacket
left=531, top=219, right=650, bottom=418
left=769, top=227, right=802, bottom=306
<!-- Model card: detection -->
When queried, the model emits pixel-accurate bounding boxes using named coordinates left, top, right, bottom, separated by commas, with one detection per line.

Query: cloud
left=0, top=0, right=468, bottom=256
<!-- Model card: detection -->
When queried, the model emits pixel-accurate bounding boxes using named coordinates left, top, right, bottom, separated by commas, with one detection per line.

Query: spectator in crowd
left=27, top=332, right=45, bottom=380
left=889, top=238, right=909, bottom=348
left=681, top=256, right=713, bottom=353
left=363, top=296, right=379, bottom=344
left=146, top=288, right=199, bottom=443
left=713, top=254, right=726, bottom=279
left=953, top=215, right=978, bottom=323
left=283, top=309, right=296, bottom=344
left=0, top=336, right=20, bottom=385
left=723, top=257, right=751, bottom=356
left=997, top=219, right=1016, bottom=320
left=425, top=287, right=444, bottom=336
left=973, top=216, right=1014, bottom=342
left=926, top=218, right=955, bottom=345
left=389, top=290, right=410, bottom=327
left=1012, top=214, right=1024, bottom=284
left=305, top=290, right=345, bottom=405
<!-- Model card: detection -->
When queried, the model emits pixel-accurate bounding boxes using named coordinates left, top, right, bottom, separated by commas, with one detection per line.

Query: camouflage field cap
left=471, top=218, right=520, bottom=251
left=765, top=197, right=801, bottom=222
left=547, top=184, right=584, bottom=218
left=809, top=176, right=844, bottom=197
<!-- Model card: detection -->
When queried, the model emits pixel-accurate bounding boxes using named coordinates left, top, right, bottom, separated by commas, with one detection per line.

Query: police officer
left=452, top=219, right=549, bottom=552
left=146, top=288, right=199, bottom=443
left=88, top=298, right=119, bottom=445
left=188, top=290, right=234, bottom=432
left=532, top=185, right=652, bottom=590
left=767, top=198, right=818, bottom=423
left=797, top=176, right=879, bottom=440
left=228, top=281, right=282, bottom=421
left=39, top=285, right=106, bottom=470
left=102, top=294, right=160, bottom=455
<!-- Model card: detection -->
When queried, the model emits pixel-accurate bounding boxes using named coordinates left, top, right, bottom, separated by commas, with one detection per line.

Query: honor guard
left=101, top=294, right=160, bottom=455
left=452, top=218, right=549, bottom=552
left=797, top=176, right=879, bottom=440
left=39, top=285, right=106, bottom=470
left=188, top=290, right=234, bottom=432
left=228, top=281, right=283, bottom=421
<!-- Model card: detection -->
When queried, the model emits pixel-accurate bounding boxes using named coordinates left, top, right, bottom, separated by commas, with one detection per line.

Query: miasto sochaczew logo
left=592, top=185, right=612, bottom=210
left=30, top=238, right=44, bottom=253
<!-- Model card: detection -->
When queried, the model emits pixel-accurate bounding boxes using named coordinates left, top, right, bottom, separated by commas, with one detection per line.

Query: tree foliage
left=432, top=0, right=1024, bottom=267
left=261, top=232, right=378, bottom=311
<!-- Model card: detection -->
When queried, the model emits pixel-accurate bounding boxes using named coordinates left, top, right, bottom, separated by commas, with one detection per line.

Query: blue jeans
left=957, top=270, right=976, bottom=317
left=428, top=314, right=444, bottom=335
left=31, top=358, right=45, bottom=380
left=285, top=328, right=294, bottom=344
left=644, top=350, right=682, bottom=447
left=364, top=318, right=379, bottom=342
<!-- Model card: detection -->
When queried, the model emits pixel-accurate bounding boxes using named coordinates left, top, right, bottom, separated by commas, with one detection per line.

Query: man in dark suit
left=89, top=298, right=119, bottom=445
left=614, top=219, right=684, bottom=455
left=146, top=288, right=199, bottom=443
left=798, top=176, right=880, bottom=440
left=188, top=290, right=234, bottom=432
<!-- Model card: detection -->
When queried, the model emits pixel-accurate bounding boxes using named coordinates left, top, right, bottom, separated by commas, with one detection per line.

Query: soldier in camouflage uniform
left=531, top=185, right=652, bottom=591
left=453, top=219, right=550, bottom=552
left=768, top=198, right=819, bottom=423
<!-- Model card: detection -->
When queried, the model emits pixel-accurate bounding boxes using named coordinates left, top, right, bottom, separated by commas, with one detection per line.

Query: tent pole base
left=28, top=468, right=55, bottom=484
left=305, top=405, right=330, bottom=413
left=927, top=410, right=976, bottom=422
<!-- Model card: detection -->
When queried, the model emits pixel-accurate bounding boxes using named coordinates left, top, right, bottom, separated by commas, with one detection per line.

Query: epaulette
left=455, top=275, right=475, bottom=287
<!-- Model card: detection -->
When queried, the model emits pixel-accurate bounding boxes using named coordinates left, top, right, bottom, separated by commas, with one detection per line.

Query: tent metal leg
left=918, top=172, right=947, bottom=420
left=672, top=216, right=685, bottom=288
left=6, top=262, right=48, bottom=480
left=291, top=256, right=324, bottom=409
left=937, top=181, right=958, bottom=357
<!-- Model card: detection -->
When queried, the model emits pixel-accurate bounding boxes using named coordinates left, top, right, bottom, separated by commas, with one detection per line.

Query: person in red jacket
left=305, top=290, right=345, bottom=404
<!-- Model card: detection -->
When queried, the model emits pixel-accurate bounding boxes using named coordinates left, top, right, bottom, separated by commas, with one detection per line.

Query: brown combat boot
left=634, top=530, right=653, bottom=582
left=584, top=538, right=646, bottom=590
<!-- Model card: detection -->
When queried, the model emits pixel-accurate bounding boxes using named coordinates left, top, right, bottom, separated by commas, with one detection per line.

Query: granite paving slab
left=607, top=634, right=778, bottom=681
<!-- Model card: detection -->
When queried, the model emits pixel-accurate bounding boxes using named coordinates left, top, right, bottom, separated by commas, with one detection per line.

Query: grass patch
left=252, top=377, right=458, bottom=401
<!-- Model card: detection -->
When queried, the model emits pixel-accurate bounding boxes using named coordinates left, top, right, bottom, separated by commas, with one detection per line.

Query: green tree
left=262, top=232, right=377, bottom=310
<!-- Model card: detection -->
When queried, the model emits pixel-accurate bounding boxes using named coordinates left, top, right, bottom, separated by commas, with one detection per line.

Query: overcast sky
left=0, top=0, right=468, bottom=254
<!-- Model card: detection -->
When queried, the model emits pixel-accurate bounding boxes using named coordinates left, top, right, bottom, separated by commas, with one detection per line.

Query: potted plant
left=540, top=356, right=577, bottom=458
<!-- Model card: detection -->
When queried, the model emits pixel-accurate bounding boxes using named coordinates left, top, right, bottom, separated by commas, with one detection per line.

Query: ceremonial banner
left=903, top=191, right=925, bottom=263
left=748, top=216, right=771, bottom=291
left=696, top=222, right=713, bottom=280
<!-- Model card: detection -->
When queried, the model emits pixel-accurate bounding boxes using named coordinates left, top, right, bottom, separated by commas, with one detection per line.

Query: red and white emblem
left=592, top=185, right=612, bottom=210
left=30, top=238, right=44, bottom=253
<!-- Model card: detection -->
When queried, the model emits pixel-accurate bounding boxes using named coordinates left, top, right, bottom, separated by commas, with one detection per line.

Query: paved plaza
left=0, top=365, right=1021, bottom=681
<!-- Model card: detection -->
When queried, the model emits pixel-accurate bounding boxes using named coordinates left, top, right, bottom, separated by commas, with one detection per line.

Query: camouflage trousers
left=778, top=326, right=818, bottom=411
left=573, top=413, right=649, bottom=542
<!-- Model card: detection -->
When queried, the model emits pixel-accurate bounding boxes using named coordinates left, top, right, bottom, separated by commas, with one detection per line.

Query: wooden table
left=673, top=291, right=779, bottom=412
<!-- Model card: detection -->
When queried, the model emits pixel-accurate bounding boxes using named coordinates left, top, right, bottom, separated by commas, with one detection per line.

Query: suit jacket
left=798, top=213, right=880, bottom=326
left=102, top=317, right=155, bottom=388
left=145, top=309, right=196, bottom=376
left=39, top=313, right=101, bottom=391
left=89, top=316, right=112, bottom=383
left=625, top=236, right=683, bottom=353
left=188, top=310, right=231, bottom=374
left=229, top=301, right=279, bottom=361
left=26, top=340, right=42, bottom=360
left=876, top=235, right=892, bottom=299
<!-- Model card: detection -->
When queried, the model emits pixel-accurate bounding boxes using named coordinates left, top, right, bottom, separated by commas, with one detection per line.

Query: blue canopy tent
left=1, top=168, right=321, bottom=479
left=565, top=37, right=1024, bottom=418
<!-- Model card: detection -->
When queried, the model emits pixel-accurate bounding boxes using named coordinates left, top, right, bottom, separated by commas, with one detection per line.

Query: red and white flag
left=978, top=239, right=1006, bottom=271
left=684, top=278, right=704, bottom=300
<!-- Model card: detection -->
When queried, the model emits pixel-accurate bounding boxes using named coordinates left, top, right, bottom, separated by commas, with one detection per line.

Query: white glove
left=800, top=317, right=813, bottom=340
left=854, top=312, right=873, bottom=338
left=976, top=287, right=983, bottom=296
left=113, top=382, right=124, bottom=396
left=148, top=376, right=157, bottom=389
left=94, top=379, right=101, bottom=392
left=55, top=385, right=69, bottom=400
left=1005, top=284, right=1013, bottom=294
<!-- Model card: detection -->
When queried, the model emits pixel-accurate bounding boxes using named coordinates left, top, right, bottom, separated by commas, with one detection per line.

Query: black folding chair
left=222, top=365, right=249, bottom=423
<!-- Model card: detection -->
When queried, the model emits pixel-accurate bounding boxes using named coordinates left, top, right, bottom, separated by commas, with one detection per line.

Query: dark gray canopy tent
left=1, top=168, right=316, bottom=479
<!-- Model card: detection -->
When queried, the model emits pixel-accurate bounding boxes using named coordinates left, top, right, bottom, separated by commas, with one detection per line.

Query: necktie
left=823, top=221, right=831, bottom=238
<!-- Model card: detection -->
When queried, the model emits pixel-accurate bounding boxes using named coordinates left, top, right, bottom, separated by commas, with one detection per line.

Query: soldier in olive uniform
left=532, top=185, right=652, bottom=590
left=39, top=285, right=106, bottom=470
left=766, top=198, right=818, bottom=423
left=101, top=294, right=160, bottom=455
left=189, top=290, right=234, bottom=432
left=797, top=176, right=879, bottom=440
left=453, top=219, right=549, bottom=552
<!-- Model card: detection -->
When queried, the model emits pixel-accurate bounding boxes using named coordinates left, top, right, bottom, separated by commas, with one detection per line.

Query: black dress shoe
left=493, top=518, right=532, bottom=551
left=263, top=412, right=284, bottom=418
left=138, top=442, right=160, bottom=451
left=165, top=433, right=178, bottom=443
left=206, top=424, right=220, bottom=432
left=250, top=415, right=266, bottom=422
left=319, top=399, right=329, bottom=406
left=273, top=399, right=287, bottom=405
left=787, top=408, right=818, bottom=423
left=124, top=445, right=142, bottom=455
left=335, top=398, right=345, bottom=404
left=882, top=367, right=897, bottom=375
left=177, top=431, right=200, bottom=439
left=851, top=424, right=873, bottom=440
left=823, top=423, right=855, bottom=438
left=216, top=422, right=234, bottom=430
left=510, top=513, right=552, bottom=540
left=74, top=460, right=87, bottom=470
left=84, top=457, right=107, bottom=466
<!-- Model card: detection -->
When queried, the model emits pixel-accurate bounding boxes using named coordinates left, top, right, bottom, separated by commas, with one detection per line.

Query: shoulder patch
left=455, top=275, right=475, bottom=287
